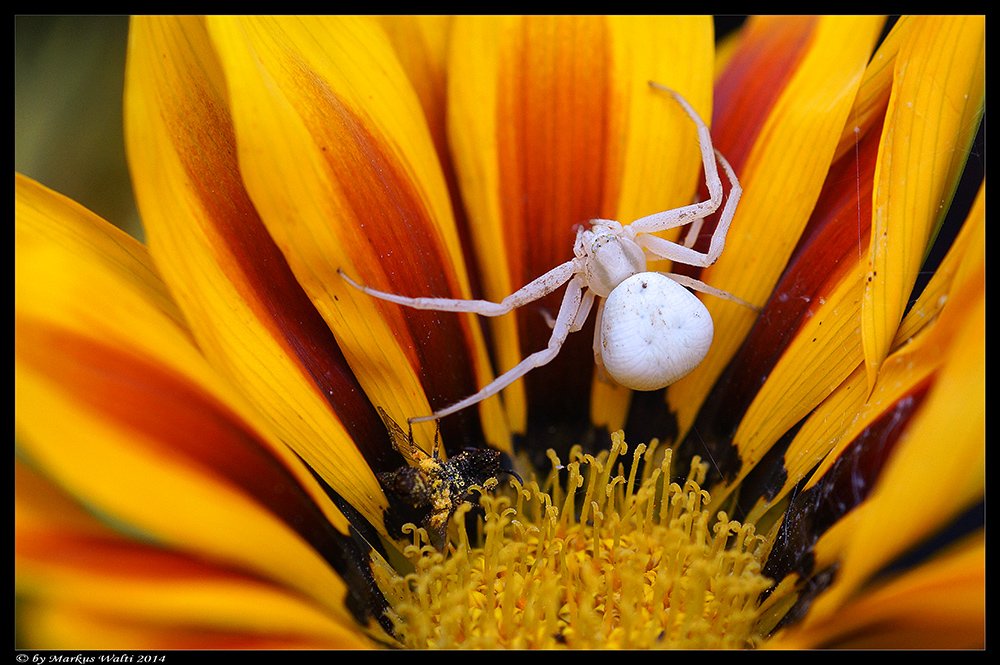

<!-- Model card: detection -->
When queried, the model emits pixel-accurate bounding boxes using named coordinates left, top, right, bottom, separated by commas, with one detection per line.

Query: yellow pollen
left=381, top=432, right=774, bottom=649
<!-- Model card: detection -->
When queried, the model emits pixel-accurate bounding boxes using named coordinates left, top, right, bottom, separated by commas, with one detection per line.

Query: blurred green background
left=15, top=15, right=142, bottom=240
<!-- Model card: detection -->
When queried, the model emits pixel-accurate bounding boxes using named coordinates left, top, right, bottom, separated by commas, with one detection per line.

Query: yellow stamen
left=384, top=432, right=774, bottom=649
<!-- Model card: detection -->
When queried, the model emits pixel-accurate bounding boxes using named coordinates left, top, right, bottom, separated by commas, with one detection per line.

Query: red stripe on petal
left=158, top=63, right=395, bottom=470
left=672, top=16, right=818, bottom=282
left=496, top=17, right=614, bottom=428
left=17, top=320, right=365, bottom=566
left=714, top=16, right=818, bottom=172
left=762, top=377, right=932, bottom=586
left=19, top=530, right=256, bottom=583
left=674, top=86, right=887, bottom=482
left=304, top=89, right=486, bottom=443
left=16, top=531, right=375, bottom=649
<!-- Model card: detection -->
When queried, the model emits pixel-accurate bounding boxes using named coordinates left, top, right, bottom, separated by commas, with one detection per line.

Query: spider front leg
left=632, top=146, right=741, bottom=268
left=409, top=277, right=587, bottom=423
left=627, top=83, right=728, bottom=238
left=338, top=260, right=577, bottom=317
left=540, top=288, right=594, bottom=332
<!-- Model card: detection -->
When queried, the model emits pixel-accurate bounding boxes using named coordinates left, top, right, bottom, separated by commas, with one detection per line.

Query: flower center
left=380, top=432, right=776, bottom=649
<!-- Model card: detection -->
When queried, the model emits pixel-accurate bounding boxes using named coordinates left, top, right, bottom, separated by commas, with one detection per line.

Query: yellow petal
left=16, top=459, right=375, bottom=649
left=666, top=16, right=885, bottom=441
left=894, top=180, right=985, bottom=345
left=19, top=600, right=371, bottom=650
left=16, top=460, right=120, bottom=544
left=811, top=251, right=984, bottom=618
left=708, top=78, right=888, bottom=504
left=721, top=270, right=866, bottom=508
left=862, top=15, right=985, bottom=390
left=830, top=15, right=912, bottom=163
left=124, top=16, right=403, bottom=515
left=694, top=18, right=984, bottom=510
left=758, top=192, right=982, bottom=521
left=17, top=532, right=373, bottom=649
left=768, top=533, right=984, bottom=649
left=377, top=16, right=452, bottom=161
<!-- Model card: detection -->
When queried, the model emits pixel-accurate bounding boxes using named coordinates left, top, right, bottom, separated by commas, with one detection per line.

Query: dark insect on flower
left=376, top=408, right=520, bottom=549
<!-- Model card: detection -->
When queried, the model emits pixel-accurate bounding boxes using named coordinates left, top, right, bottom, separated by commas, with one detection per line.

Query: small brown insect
left=377, top=407, right=518, bottom=549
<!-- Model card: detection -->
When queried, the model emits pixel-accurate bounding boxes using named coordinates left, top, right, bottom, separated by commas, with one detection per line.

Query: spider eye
left=600, top=273, right=713, bottom=390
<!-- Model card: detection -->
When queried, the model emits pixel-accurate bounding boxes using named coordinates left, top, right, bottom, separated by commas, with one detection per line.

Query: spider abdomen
left=600, top=272, right=713, bottom=391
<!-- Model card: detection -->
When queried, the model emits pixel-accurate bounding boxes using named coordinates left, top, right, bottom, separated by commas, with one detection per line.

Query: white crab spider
left=340, top=82, right=757, bottom=424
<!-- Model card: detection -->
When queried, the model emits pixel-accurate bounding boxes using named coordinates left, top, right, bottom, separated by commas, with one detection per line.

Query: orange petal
left=124, top=16, right=413, bottom=512
left=377, top=16, right=485, bottom=317
left=200, top=16, right=503, bottom=450
left=448, top=15, right=715, bottom=434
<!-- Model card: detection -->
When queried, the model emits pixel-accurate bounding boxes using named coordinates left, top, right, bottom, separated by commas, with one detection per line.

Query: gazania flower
left=16, top=15, right=984, bottom=649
